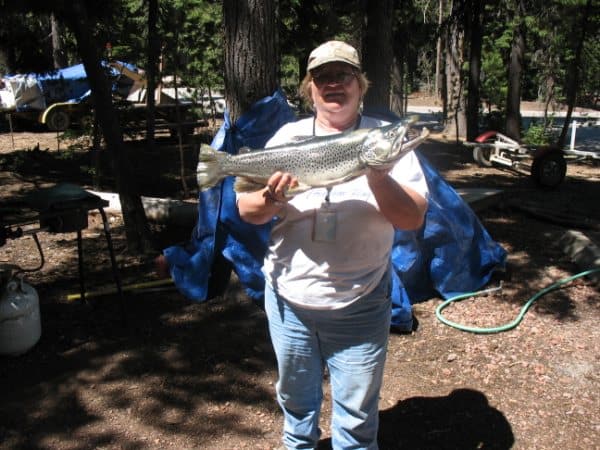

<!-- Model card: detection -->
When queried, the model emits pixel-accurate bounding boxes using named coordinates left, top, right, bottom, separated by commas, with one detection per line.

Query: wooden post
left=8, top=113, right=15, bottom=151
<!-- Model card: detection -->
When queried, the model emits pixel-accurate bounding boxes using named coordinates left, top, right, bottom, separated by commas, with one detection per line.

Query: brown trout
left=196, top=118, right=429, bottom=194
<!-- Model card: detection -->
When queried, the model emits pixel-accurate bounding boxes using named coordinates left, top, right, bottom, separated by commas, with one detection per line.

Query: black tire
left=473, top=145, right=493, bottom=166
left=46, top=109, right=70, bottom=131
left=530, top=151, right=567, bottom=188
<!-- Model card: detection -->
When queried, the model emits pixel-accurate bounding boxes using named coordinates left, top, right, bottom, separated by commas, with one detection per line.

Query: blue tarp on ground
left=163, top=89, right=507, bottom=331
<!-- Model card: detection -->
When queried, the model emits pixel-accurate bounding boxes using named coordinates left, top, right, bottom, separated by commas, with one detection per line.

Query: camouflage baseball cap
left=307, top=41, right=361, bottom=72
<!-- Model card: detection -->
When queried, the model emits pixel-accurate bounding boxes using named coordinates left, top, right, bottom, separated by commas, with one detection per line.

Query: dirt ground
left=0, top=107, right=599, bottom=450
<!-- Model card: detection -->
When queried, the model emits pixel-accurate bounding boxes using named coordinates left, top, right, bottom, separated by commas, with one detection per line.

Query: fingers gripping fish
left=196, top=118, right=429, bottom=195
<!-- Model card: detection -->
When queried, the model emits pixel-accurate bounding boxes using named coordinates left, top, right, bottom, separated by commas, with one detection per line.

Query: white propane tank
left=0, top=277, right=42, bottom=356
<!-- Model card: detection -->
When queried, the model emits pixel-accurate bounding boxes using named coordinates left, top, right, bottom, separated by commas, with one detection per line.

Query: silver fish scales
left=196, top=118, right=429, bottom=195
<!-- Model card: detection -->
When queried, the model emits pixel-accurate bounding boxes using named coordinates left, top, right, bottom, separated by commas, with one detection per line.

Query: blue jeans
left=265, top=274, right=392, bottom=450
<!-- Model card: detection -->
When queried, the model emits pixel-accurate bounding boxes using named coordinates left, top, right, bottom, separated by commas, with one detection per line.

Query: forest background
left=0, top=0, right=598, bottom=253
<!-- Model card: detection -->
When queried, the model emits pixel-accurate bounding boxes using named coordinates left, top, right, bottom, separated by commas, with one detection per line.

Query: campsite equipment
left=0, top=61, right=211, bottom=133
left=0, top=265, right=41, bottom=356
left=466, top=128, right=600, bottom=188
left=0, top=183, right=126, bottom=322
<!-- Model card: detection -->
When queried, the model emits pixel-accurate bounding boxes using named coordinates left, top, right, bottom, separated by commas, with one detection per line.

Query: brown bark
left=505, top=33, right=524, bottom=140
left=65, top=3, right=153, bottom=253
left=51, top=13, right=68, bottom=69
left=443, top=6, right=467, bottom=140
left=223, top=0, right=278, bottom=123
left=466, top=0, right=483, bottom=141
left=505, top=0, right=525, bottom=141
left=363, top=0, right=395, bottom=112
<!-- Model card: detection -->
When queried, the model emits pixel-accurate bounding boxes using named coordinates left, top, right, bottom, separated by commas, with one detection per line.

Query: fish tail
left=196, top=144, right=227, bottom=190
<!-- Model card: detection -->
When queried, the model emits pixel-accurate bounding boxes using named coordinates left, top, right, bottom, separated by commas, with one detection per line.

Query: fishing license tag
left=312, top=206, right=337, bottom=242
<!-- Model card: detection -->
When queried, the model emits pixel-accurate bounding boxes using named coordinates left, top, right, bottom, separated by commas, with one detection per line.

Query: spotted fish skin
left=196, top=119, right=429, bottom=194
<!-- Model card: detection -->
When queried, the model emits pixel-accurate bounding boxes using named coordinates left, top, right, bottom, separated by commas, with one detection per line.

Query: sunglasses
left=312, top=71, right=356, bottom=87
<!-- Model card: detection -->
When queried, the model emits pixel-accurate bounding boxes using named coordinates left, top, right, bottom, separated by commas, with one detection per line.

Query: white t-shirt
left=261, top=115, right=428, bottom=310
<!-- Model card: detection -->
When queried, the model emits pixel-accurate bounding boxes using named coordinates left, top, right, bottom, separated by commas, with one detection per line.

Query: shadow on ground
left=316, top=389, right=514, bottom=450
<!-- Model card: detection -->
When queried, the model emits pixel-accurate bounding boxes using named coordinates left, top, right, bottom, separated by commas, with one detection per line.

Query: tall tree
left=557, top=0, right=594, bottom=147
left=443, top=0, right=467, bottom=139
left=435, top=0, right=446, bottom=101
left=61, top=1, right=154, bottom=253
left=51, top=12, right=68, bottom=68
left=465, top=0, right=484, bottom=141
left=504, top=0, right=525, bottom=140
left=223, top=0, right=278, bottom=122
left=362, top=0, right=395, bottom=112
left=145, top=0, right=160, bottom=148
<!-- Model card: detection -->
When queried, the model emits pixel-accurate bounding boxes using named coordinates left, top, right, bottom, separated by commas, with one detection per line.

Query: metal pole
left=570, top=120, right=577, bottom=150
left=8, top=113, right=15, bottom=151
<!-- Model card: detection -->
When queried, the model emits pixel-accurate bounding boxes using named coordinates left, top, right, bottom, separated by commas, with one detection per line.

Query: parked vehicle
left=0, top=61, right=222, bottom=134
left=465, top=129, right=599, bottom=187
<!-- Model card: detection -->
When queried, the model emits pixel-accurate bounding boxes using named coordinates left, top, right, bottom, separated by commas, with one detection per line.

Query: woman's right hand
left=264, top=171, right=298, bottom=204
left=237, top=172, right=297, bottom=225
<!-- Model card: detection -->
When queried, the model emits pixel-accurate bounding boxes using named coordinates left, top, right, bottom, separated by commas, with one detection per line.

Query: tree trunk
left=223, top=0, right=278, bottom=123
left=435, top=0, right=445, bottom=102
left=362, top=0, right=394, bottom=112
left=146, top=0, right=160, bottom=149
left=390, top=56, right=406, bottom=116
left=443, top=2, right=467, bottom=140
left=558, top=0, right=592, bottom=147
left=65, top=3, right=153, bottom=253
left=505, top=0, right=525, bottom=141
left=50, top=13, right=67, bottom=68
left=466, top=0, right=484, bottom=141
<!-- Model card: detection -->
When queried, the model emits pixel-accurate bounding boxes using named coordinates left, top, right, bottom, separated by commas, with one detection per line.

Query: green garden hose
left=435, top=268, right=600, bottom=334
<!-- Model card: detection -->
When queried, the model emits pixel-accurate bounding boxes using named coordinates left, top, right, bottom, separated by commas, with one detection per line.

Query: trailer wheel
left=46, top=109, right=70, bottom=131
left=473, top=145, right=493, bottom=166
left=530, top=151, right=566, bottom=188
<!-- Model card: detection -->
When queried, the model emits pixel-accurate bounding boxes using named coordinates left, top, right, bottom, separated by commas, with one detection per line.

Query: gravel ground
left=0, top=107, right=599, bottom=449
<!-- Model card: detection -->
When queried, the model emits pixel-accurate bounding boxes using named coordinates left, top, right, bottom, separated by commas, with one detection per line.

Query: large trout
left=196, top=118, right=429, bottom=195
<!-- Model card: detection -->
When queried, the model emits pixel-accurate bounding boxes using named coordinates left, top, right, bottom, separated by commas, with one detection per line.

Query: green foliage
left=0, top=12, right=55, bottom=73
left=522, top=119, right=559, bottom=146
left=1, top=0, right=598, bottom=125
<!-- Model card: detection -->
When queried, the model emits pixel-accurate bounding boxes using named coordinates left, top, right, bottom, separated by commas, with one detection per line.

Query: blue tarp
left=36, top=63, right=92, bottom=106
left=163, top=89, right=507, bottom=331
left=7, top=61, right=137, bottom=111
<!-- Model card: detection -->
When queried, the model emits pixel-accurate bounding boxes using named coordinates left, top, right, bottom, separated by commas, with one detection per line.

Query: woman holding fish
left=236, top=41, right=429, bottom=450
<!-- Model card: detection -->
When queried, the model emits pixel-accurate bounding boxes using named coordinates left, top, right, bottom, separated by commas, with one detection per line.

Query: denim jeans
left=265, top=274, right=391, bottom=450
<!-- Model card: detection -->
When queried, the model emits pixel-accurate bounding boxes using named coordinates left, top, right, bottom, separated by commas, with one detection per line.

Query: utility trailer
left=465, top=128, right=600, bottom=188
left=1, top=61, right=216, bottom=135
left=1, top=63, right=93, bottom=131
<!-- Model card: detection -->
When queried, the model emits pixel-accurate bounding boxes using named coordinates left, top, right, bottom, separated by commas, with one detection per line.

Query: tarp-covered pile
left=0, top=62, right=137, bottom=113
left=1, top=64, right=91, bottom=112
left=163, top=89, right=506, bottom=331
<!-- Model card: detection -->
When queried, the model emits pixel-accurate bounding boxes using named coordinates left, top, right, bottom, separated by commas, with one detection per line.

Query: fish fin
left=196, top=144, right=228, bottom=191
left=234, top=177, right=265, bottom=193
left=285, top=182, right=312, bottom=196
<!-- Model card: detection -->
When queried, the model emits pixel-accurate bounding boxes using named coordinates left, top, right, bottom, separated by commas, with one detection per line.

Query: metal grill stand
left=24, top=183, right=126, bottom=320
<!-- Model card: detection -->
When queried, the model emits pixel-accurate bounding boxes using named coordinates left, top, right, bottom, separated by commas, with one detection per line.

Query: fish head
left=360, top=120, right=413, bottom=166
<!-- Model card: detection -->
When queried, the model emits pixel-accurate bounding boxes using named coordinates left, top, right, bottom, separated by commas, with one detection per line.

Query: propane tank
left=0, top=271, right=42, bottom=356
